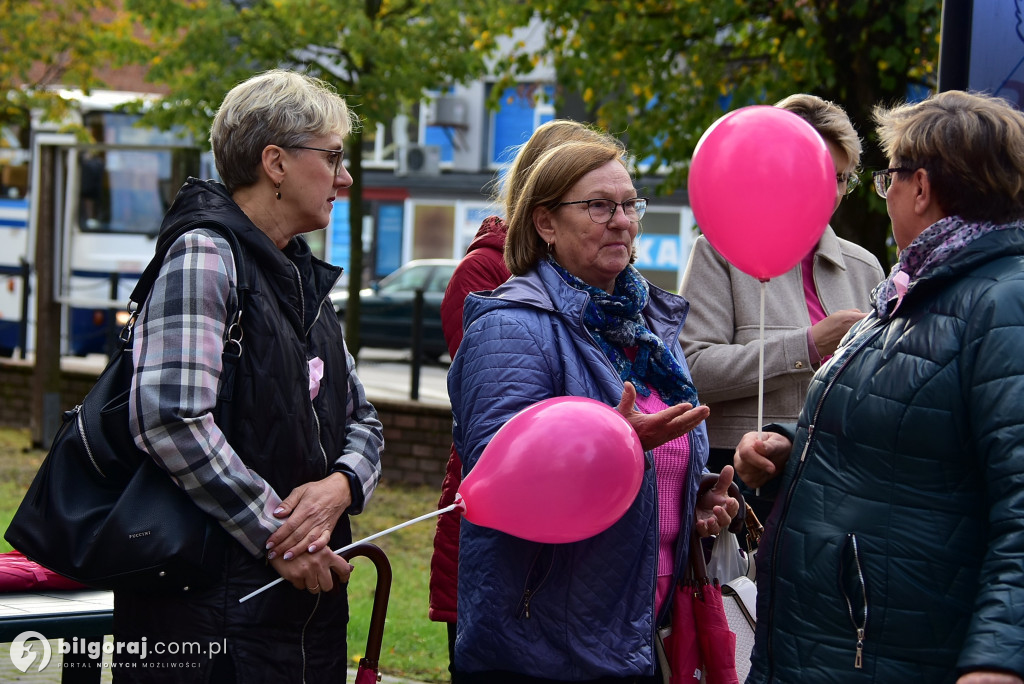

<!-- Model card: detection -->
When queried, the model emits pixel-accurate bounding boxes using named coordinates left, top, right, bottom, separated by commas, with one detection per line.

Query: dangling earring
left=546, top=241, right=553, bottom=253
left=275, top=182, right=282, bottom=201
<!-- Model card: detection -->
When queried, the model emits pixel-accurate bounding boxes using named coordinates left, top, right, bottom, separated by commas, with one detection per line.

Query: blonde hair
left=775, top=93, right=862, bottom=171
left=210, top=69, right=357, bottom=193
left=505, top=138, right=630, bottom=275
left=873, top=90, right=1024, bottom=222
left=497, top=120, right=620, bottom=218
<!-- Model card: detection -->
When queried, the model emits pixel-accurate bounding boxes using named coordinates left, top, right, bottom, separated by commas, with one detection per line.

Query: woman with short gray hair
left=114, top=69, right=383, bottom=683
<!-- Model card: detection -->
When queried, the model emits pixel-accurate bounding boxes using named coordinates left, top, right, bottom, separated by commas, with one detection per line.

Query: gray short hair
left=210, top=69, right=357, bottom=193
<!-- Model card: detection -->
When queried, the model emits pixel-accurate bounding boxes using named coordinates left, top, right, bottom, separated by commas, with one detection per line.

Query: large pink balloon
left=688, top=105, right=835, bottom=280
left=456, top=396, right=644, bottom=544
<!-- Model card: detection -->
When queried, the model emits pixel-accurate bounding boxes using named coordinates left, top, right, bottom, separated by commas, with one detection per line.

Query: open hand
left=616, top=381, right=710, bottom=452
left=694, top=466, right=740, bottom=537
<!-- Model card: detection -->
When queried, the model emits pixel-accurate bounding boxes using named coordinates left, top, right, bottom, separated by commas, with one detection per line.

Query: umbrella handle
left=343, top=543, right=392, bottom=675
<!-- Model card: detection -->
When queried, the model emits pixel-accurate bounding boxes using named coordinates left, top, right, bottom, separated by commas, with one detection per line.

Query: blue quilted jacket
left=448, top=261, right=709, bottom=679
left=748, top=226, right=1024, bottom=683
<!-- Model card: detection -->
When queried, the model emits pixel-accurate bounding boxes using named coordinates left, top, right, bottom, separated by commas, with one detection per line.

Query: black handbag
left=4, top=222, right=248, bottom=594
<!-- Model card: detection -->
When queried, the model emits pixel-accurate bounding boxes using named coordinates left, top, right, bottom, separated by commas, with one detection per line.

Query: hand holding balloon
left=616, top=381, right=709, bottom=452
left=457, top=396, right=645, bottom=544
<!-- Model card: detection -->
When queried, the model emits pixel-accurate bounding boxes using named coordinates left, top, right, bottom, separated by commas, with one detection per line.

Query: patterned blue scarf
left=872, top=215, right=1023, bottom=317
left=547, top=257, right=699, bottom=406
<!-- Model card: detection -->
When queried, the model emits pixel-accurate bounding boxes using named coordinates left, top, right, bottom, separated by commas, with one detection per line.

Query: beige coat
left=679, top=228, right=885, bottom=450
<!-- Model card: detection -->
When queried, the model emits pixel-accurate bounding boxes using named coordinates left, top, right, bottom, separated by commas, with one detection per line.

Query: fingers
left=669, top=404, right=710, bottom=433
left=271, top=548, right=353, bottom=594
left=956, top=672, right=1024, bottom=684
left=266, top=476, right=349, bottom=559
left=277, top=525, right=332, bottom=561
left=616, top=381, right=638, bottom=418
left=310, top=554, right=355, bottom=594
left=711, top=465, right=734, bottom=494
left=272, top=484, right=307, bottom=519
left=695, top=510, right=725, bottom=538
left=306, top=528, right=332, bottom=555
left=734, top=434, right=779, bottom=489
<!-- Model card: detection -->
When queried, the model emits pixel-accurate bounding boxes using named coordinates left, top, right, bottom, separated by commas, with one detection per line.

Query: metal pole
left=410, top=288, right=424, bottom=401
left=106, top=271, right=120, bottom=355
left=937, top=0, right=973, bottom=92
left=31, top=143, right=65, bottom=449
left=18, top=257, right=30, bottom=359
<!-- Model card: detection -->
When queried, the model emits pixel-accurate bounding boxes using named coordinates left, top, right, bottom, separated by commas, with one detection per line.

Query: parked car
left=332, top=259, right=459, bottom=360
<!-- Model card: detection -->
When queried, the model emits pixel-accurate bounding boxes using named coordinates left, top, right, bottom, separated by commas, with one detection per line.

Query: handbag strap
left=119, top=221, right=249, bottom=403
left=744, top=502, right=764, bottom=549
left=120, top=221, right=249, bottom=347
left=129, top=220, right=249, bottom=312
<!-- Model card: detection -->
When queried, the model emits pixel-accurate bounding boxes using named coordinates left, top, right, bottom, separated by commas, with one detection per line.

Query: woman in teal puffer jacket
left=735, top=90, right=1024, bottom=683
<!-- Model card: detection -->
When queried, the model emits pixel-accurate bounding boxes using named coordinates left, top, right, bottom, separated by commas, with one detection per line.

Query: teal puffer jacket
left=749, top=226, right=1024, bottom=683
left=448, top=260, right=709, bottom=680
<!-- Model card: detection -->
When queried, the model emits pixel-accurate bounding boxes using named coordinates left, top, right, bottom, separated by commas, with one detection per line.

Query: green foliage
left=119, top=0, right=512, bottom=355
left=121, top=0, right=508, bottom=147
left=494, top=0, right=942, bottom=267
left=0, top=0, right=140, bottom=141
left=348, top=482, right=449, bottom=681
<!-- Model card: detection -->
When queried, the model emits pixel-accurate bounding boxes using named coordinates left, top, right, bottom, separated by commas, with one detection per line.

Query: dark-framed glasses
left=837, top=171, right=861, bottom=196
left=871, top=167, right=913, bottom=199
left=557, top=197, right=648, bottom=223
left=282, top=145, right=346, bottom=177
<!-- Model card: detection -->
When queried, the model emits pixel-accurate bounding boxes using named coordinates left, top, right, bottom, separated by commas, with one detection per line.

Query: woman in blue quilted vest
left=735, top=90, right=1024, bottom=683
left=448, top=136, right=741, bottom=682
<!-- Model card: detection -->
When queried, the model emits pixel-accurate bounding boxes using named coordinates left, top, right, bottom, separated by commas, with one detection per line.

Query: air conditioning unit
left=396, top=144, right=441, bottom=177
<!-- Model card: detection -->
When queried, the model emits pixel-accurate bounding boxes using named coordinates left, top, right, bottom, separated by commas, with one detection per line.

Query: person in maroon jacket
left=429, top=119, right=620, bottom=678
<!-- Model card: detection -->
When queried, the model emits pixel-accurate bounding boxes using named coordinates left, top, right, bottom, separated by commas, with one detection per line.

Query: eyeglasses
left=871, top=167, right=914, bottom=199
left=282, top=145, right=346, bottom=177
left=837, top=171, right=861, bottom=196
left=557, top=197, right=648, bottom=223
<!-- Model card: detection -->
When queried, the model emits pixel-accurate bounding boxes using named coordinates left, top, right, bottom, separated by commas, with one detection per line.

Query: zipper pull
left=523, top=590, right=532, bottom=619
left=854, top=628, right=864, bottom=669
left=799, top=425, right=815, bottom=462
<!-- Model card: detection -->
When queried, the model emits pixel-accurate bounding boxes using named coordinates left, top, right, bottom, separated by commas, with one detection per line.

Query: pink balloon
left=688, top=105, right=835, bottom=280
left=456, top=396, right=644, bottom=544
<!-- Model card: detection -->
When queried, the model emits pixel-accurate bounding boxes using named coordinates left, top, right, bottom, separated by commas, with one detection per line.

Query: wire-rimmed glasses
left=557, top=197, right=648, bottom=223
left=871, top=167, right=914, bottom=199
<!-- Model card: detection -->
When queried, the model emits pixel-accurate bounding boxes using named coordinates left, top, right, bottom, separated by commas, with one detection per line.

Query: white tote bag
left=707, top=531, right=757, bottom=681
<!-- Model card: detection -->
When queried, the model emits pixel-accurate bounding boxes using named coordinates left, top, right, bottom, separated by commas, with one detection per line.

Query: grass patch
left=349, top=482, right=450, bottom=682
left=0, top=428, right=47, bottom=553
left=0, top=427, right=450, bottom=682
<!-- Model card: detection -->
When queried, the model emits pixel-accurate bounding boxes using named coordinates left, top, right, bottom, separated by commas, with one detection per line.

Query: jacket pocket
left=516, top=544, right=555, bottom=619
left=838, top=532, right=869, bottom=670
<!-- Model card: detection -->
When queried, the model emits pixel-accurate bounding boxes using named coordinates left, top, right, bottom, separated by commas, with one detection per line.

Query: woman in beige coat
left=679, top=94, right=884, bottom=519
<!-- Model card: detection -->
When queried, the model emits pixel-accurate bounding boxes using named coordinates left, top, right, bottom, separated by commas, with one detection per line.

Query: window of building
left=488, top=84, right=555, bottom=168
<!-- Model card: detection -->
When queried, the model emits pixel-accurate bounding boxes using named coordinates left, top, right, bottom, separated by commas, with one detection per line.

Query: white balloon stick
left=756, top=279, right=766, bottom=497
left=239, top=499, right=464, bottom=603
